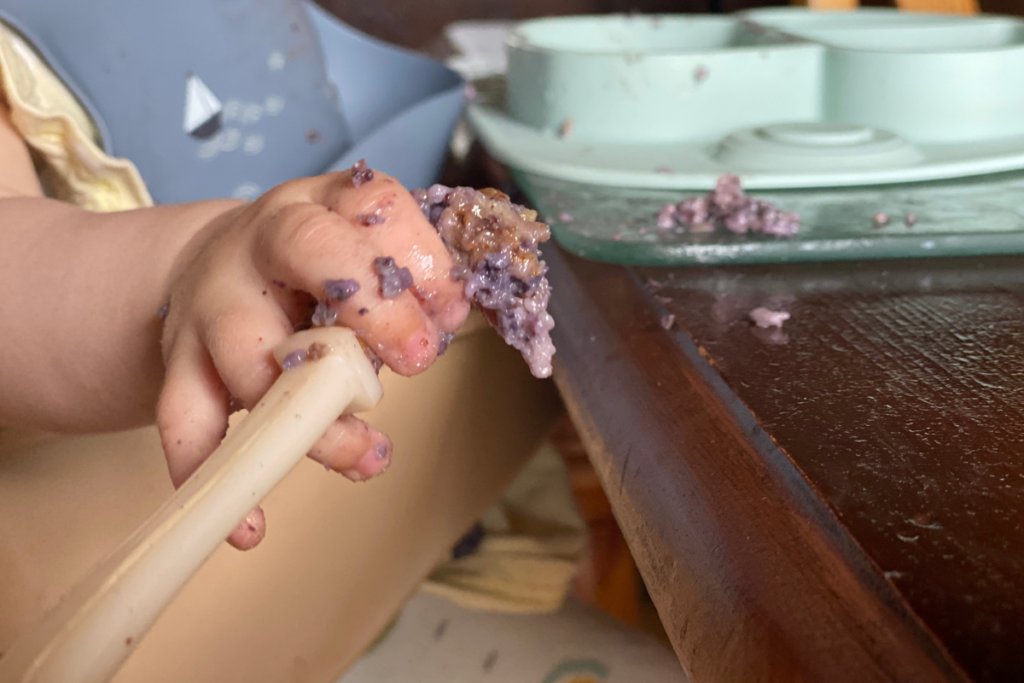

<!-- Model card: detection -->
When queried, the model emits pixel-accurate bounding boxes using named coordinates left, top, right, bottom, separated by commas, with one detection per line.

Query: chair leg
left=552, top=414, right=642, bottom=627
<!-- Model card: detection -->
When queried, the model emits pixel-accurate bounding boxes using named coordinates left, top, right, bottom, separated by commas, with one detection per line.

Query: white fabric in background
left=444, top=21, right=514, bottom=80
left=338, top=593, right=689, bottom=683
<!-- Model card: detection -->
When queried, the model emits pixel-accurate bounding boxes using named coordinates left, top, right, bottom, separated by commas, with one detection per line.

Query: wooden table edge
left=547, top=245, right=972, bottom=683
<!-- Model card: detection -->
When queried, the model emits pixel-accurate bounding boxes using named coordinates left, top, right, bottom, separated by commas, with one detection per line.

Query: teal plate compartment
left=469, top=9, right=1024, bottom=190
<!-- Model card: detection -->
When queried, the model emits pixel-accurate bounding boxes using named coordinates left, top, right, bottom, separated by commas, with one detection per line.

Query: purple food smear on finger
left=311, top=301, right=338, bottom=327
left=373, top=257, right=414, bottom=299
left=324, top=278, right=361, bottom=301
left=350, top=159, right=374, bottom=187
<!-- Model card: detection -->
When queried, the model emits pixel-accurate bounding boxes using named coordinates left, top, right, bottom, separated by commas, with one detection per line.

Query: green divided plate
left=469, top=9, right=1024, bottom=190
left=463, top=8, right=1024, bottom=265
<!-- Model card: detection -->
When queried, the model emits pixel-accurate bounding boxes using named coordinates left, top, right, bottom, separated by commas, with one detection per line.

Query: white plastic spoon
left=0, top=327, right=383, bottom=683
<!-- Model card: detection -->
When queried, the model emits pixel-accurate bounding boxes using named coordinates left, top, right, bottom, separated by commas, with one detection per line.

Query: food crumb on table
left=749, top=307, right=791, bottom=329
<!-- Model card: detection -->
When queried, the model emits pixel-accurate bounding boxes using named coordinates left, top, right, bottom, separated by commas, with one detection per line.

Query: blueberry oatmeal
left=413, top=185, right=556, bottom=378
left=656, top=175, right=799, bottom=237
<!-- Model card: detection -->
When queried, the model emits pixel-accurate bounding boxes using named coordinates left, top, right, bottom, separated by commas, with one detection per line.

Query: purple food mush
left=324, top=278, right=361, bottom=301
left=282, top=343, right=332, bottom=371
left=373, top=256, right=414, bottom=299
left=311, top=301, right=338, bottom=328
left=412, top=184, right=556, bottom=378
left=749, top=307, right=791, bottom=329
left=656, top=174, right=799, bottom=238
left=350, top=159, right=374, bottom=187
left=281, top=348, right=307, bottom=371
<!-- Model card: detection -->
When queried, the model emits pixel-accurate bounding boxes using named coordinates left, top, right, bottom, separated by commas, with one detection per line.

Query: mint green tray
left=517, top=169, right=1024, bottom=266
left=469, top=9, right=1024, bottom=190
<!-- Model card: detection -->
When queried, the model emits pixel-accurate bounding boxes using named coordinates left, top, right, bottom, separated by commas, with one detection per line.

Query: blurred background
left=317, top=0, right=1023, bottom=51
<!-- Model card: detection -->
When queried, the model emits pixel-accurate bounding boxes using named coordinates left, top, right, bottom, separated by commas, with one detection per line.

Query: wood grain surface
left=546, top=246, right=980, bottom=683
left=635, top=256, right=1024, bottom=683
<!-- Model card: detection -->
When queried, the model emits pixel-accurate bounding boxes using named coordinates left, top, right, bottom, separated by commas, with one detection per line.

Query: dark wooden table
left=544, top=246, right=1024, bottom=683
left=461, top=147, right=1024, bottom=682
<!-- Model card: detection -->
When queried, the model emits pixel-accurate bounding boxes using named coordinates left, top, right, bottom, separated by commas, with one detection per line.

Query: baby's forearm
left=0, top=197, right=243, bottom=432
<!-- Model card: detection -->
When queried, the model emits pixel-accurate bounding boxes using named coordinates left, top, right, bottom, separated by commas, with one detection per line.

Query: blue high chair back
left=0, top=0, right=464, bottom=202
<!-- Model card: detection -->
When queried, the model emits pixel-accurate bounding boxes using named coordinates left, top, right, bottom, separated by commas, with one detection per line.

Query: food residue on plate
left=655, top=174, right=799, bottom=237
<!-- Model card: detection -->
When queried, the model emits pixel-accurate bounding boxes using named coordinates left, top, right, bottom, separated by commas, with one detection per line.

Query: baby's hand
left=156, top=164, right=470, bottom=549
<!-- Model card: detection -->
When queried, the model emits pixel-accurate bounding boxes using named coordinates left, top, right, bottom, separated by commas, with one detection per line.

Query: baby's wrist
left=161, top=199, right=247, bottom=296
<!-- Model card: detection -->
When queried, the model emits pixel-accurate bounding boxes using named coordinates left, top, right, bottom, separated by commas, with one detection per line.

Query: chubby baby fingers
left=307, top=415, right=392, bottom=482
